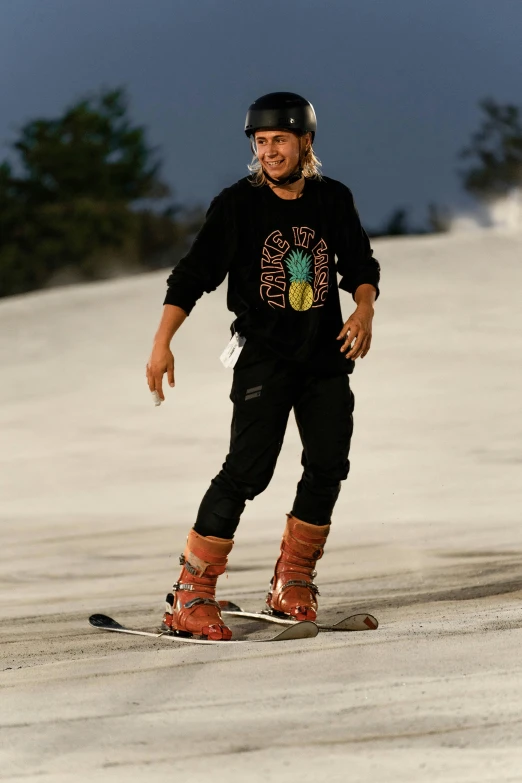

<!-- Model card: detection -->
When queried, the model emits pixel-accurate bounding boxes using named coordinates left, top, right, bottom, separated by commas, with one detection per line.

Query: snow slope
left=1, top=227, right=522, bottom=782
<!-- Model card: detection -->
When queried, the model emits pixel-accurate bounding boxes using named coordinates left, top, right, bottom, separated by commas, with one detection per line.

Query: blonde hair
left=247, top=136, right=323, bottom=187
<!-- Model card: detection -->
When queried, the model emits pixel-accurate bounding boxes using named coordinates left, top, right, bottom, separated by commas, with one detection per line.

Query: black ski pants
left=194, top=341, right=355, bottom=539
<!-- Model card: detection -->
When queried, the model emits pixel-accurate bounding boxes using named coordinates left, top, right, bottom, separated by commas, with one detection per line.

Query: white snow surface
left=1, top=226, right=522, bottom=782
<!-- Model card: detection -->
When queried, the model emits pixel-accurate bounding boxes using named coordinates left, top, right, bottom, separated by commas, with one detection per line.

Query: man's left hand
left=337, top=304, right=374, bottom=360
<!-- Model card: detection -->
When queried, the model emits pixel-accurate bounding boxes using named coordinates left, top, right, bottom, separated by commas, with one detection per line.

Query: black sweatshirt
left=164, top=176, right=380, bottom=375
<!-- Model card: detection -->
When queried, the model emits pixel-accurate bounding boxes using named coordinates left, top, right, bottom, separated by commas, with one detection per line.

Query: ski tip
left=218, top=600, right=243, bottom=612
left=330, top=614, right=379, bottom=631
left=363, top=615, right=379, bottom=630
left=273, top=620, right=319, bottom=641
left=89, top=614, right=123, bottom=630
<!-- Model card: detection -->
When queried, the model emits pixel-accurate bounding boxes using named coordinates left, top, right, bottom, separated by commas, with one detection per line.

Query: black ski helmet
left=244, top=92, right=317, bottom=142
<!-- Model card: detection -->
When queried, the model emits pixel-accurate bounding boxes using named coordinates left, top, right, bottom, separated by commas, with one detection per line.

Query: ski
left=88, top=613, right=318, bottom=644
left=218, top=601, right=379, bottom=631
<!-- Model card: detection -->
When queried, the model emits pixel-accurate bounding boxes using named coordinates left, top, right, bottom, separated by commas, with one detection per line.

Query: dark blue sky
left=1, top=0, right=521, bottom=227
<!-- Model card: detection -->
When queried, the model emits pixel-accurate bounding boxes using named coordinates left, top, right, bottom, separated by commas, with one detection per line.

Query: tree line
left=0, top=88, right=203, bottom=298
left=368, top=98, right=522, bottom=238
left=1, top=89, right=521, bottom=298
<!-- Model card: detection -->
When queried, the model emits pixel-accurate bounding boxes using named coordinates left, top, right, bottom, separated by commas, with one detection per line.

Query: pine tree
left=459, top=98, right=522, bottom=200
left=0, top=88, right=175, bottom=297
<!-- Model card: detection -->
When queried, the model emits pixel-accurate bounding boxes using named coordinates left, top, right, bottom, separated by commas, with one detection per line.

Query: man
left=146, top=92, right=380, bottom=640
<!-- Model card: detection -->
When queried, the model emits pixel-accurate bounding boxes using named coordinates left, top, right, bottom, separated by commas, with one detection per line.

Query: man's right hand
left=146, top=344, right=175, bottom=402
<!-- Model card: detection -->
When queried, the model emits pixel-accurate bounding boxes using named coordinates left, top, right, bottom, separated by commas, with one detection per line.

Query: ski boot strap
left=281, top=579, right=320, bottom=596
left=183, top=597, right=222, bottom=610
left=172, top=582, right=196, bottom=592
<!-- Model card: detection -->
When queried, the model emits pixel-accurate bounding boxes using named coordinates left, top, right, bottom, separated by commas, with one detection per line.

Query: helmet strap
left=263, top=166, right=303, bottom=186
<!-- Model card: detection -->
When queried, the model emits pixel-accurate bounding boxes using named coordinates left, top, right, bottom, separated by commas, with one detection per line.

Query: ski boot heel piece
left=266, top=515, right=330, bottom=622
left=161, top=530, right=234, bottom=641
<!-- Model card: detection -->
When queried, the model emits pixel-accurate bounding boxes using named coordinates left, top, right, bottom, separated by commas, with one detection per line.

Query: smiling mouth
left=266, top=160, right=284, bottom=167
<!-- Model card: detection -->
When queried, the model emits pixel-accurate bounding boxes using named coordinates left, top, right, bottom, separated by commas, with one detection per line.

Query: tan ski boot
left=266, top=514, right=330, bottom=622
left=162, top=529, right=234, bottom=640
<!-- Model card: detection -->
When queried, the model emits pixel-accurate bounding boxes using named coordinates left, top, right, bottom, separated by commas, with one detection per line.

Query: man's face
left=254, top=129, right=305, bottom=180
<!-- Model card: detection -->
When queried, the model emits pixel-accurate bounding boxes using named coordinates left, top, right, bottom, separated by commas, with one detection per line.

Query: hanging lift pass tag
left=220, top=333, right=246, bottom=368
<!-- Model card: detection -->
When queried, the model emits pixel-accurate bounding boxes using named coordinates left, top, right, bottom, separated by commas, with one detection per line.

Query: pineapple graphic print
left=260, top=226, right=329, bottom=311
left=285, top=249, right=314, bottom=311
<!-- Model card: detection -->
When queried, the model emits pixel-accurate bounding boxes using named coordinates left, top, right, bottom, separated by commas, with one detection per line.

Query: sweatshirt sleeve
left=335, top=185, right=380, bottom=300
left=163, top=189, right=236, bottom=315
